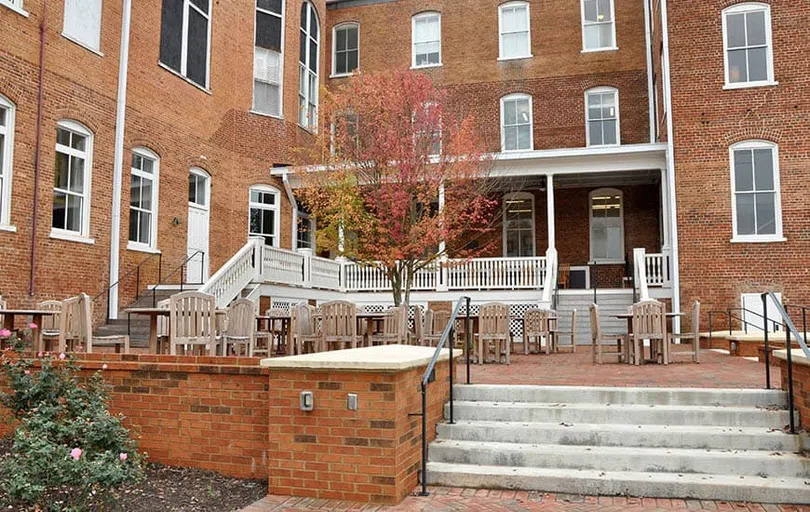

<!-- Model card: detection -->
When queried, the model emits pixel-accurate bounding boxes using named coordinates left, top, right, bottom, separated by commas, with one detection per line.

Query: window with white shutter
left=63, top=0, right=103, bottom=52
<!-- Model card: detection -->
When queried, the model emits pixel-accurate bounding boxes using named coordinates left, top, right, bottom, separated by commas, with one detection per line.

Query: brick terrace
left=467, top=347, right=777, bottom=389
left=244, top=488, right=810, bottom=511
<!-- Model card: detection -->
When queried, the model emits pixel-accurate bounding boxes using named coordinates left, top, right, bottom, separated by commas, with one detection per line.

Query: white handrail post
left=634, top=248, right=650, bottom=300
left=336, top=256, right=348, bottom=292
left=248, top=236, right=265, bottom=281
left=437, top=256, right=449, bottom=292
left=298, top=248, right=313, bottom=288
left=540, top=248, right=557, bottom=304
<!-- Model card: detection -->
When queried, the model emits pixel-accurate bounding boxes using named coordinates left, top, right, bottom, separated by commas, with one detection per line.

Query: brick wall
left=778, top=356, right=809, bottom=431
left=0, top=353, right=270, bottom=479
left=267, top=358, right=453, bottom=504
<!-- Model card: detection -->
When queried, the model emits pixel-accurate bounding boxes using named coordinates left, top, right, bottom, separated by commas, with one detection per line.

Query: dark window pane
left=746, top=11, right=766, bottom=46
left=727, top=49, right=747, bottom=83
left=748, top=47, right=768, bottom=82
left=52, top=192, right=67, bottom=229
left=159, top=0, right=184, bottom=72
left=71, top=133, right=86, bottom=151
left=262, top=209, right=275, bottom=235
left=347, top=50, right=358, bottom=73
left=57, top=128, right=71, bottom=147
left=300, top=3, right=307, bottom=29
left=336, top=53, right=347, bottom=75
left=755, top=193, right=776, bottom=234
left=258, top=0, right=282, bottom=14
left=139, top=211, right=151, bottom=244
left=753, top=148, right=774, bottom=190
left=188, top=174, right=196, bottom=202
left=141, top=179, right=153, bottom=210
left=186, top=9, right=209, bottom=87
left=256, top=11, right=282, bottom=51
left=130, top=175, right=141, bottom=208
left=128, top=210, right=139, bottom=242
left=299, top=31, right=306, bottom=63
left=54, top=151, right=69, bottom=189
left=734, top=149, right=754, bottom=191
left=250, top=208, right=262, bottom=233
left=69, top=157, right=84, bottom=193
left=309, top=39, right=318, bottom=73
left=66, top=194, right=82, bottom=232
left=726, top=13, right=745, bottom=48
left=336, top=28, right=347, bottom=51
left=347, top=27, right=358, bottom=48
left=189, top=0, right=208, bottom=14
left=736, top=194, right=755, bottom=235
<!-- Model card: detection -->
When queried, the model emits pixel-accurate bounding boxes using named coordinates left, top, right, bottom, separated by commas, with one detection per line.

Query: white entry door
left=742, top=292, right=783, bottom=332
left=187, top=169, right=210, bottom=283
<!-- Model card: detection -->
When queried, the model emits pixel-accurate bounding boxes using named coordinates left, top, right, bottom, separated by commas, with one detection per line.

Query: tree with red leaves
left=296, top=70, right=499, bottom=306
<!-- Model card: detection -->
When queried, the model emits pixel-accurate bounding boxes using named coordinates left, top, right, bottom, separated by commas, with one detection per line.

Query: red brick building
left=0, top=0, right=805, bottom=338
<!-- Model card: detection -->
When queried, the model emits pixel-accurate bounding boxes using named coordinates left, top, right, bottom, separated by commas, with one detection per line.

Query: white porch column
left=546, top=174, right=556, bottom=250
left=660, top=168, right=671, bottom=250
left=437, top=182, right=448, bottom=291
left=438, top=182, right=446, bottom=255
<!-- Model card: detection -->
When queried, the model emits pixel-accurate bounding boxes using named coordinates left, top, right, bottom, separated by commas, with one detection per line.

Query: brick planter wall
left=777, top=351, right=810, bottom=431
left=0, top=354, right=270, bottom=479
left=266, top=358, right=454, bottom=504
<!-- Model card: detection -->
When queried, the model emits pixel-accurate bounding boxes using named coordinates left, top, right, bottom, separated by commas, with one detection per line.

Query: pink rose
left=24, top=370, right=31, bottom=375
left=0, top=329, right=10, bottom=338
left=70, top=448, right=82, bottom=460
left=119, top=452, right=128, bottom=461
left=59, top=353, right=66, bottom=360
left=28, top=323, right=37, bottom=330
left=37, top=352, right=43, bottom=358
left=102, top=364, right=108, bottom=370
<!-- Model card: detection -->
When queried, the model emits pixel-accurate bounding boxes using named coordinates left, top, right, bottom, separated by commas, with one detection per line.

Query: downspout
left=107, top=0, right=133, bottom=320
left=643, top=0, right=656, bottom=143
left=660, top=0, right=682, bottom=330
left=28, top=1, right=48, bottom=296
left=282, top=171, right=298, bottom=250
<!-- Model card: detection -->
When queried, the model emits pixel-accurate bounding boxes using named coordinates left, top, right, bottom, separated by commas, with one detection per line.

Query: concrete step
left=425, top=462, right=810, bottom=504
left=447, top=401, right=794, bottom=427
left=453, top=385, right=789, bottom=408
left=437, top=420, right=802, bottom=452
left=429, top=440, right=810, bottom=478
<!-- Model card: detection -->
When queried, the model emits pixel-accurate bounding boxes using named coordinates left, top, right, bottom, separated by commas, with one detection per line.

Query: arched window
left=722, top=3, right=775, bottom=89
left=500, top=93, right=533, bottom=152
left=52, top=120, right=93, bottom=240
left=299, top=2, right=319, bottom=131
left=249, top=185, right=281, bottom=246
left=128, top=147, right=160, bottom=250
left=412, top=12, right=441, bottom=68
left=503, top=192, right=535, bottom=257
left=730, top=140, right=783, bottom=242
left=332, top=22, right=359, bottom=76
left=0, top=94, right=16, bottom=228
left=498, top=1, right=531, bottom=60
left=585, top=86, right=620, bottom=146
left=589, top=188, right=624, bottom=263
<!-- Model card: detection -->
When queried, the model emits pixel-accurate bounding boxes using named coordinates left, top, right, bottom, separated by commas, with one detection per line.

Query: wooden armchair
left=523, top=308, right=553, bottom=354
left=478, top=302, right=510, bottom=365
left=554, top=309, right=577, bottom=353
left=411, top=306, right=425, bottom=346
left=168, top=291, right=216, bottom=355
left=59, top=294, right=130, bottom=354
left=589, top=303, right=624, bottom=364
left=321, top=300, right=360, bottom=350
left=290, top=303, right=319, bottom=354
left=423, top=309, right=450, bottom=347
left=631, top=299, right=667, bottom=365
left=668, top=300, right=700, bottom=363
left=38, top=300, right=63, bottom=351
left=222, top=299, right=256, bottom=356
left=371, top=305, right=408, bottom=346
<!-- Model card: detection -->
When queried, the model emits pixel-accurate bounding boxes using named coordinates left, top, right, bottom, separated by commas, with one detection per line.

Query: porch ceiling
left=490, top=169, right=661, bottom=192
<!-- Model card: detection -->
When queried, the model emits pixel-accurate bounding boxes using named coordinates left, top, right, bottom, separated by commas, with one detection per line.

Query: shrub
left=0, top=329, right=145, bottom=510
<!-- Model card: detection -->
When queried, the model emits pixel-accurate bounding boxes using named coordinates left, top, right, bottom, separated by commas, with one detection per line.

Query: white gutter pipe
left=107, top=0, right=132, bottom=320
left=282, top=171, right=298, bottom=250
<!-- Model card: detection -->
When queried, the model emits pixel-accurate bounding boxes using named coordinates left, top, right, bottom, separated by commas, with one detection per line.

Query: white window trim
left=721, top=3, right=777, bottom=90
left=188, top=167, right=210, bottom=210
left=580, top=0, right=618, bottom=53
left=498, top=1, right=532, bottom=61
left=729, top=140, right=785, bottom=243
left=502, top=191, right=536, bottom=257
left=298, top=2, right=320, bottom=132
left=331, top=21, right=359, bottom=78
left=249, top=184, right=281, bottom=247
left=251, top=0, right=285, bottom=119
left=127, top=147, right=160, bottom=252
left=411, top=12, right=442, bottom=70
left=585, top=86, right=621, bottom=147
left=589, top=187, right=625, bottom=264
left=162, top=0, right=212, bottom=90
left=0, top=0, right=28, bottom=17
left=500, top=93, right=534, bottom=153
left=51, top=119, right=93, bottom=241
left=0, top=95, right=16, bottom=229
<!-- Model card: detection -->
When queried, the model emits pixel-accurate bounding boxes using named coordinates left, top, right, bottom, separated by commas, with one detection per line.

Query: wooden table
left=0, top=309, right=57, bottom=353
left=616, top=312, right=684, bottom=364
left=123, top=308, right=226, bottom=354
left=256, top=315, right=291, bottom=355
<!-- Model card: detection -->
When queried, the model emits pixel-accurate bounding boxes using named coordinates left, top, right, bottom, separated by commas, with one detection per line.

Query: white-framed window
left=589, top=188, right=624, bottom=263
left=581, top=0, right=616, bottom=52
left=498, top=2, right=531, bottom=60
left=297, top=205, right=315, bottom=250
left=0, top=95, right=16, bottom=228
left=298, top=2, right=319, bottom=131
left=730, top=140, right=783, bottom=242
left=503, top=192, right=535, bottom=257
left=52, top=120, right=93, bottom=239
left=585, top=87, right=620, bottom=146
left=159, top=0, right=211, bottom=89
left=249, top=185, right=280, bottom=246
left=188, top=168, right=209, bottom=207
left=414, top=102, right=442, bottom=157
left=1, top=0, right=27, bottom=16
left=63, top=0, right=103, bottom=53
left=128, top=148, right=159, bottom=250
left=500, top=94, right=533, bottom=152
left=722, top=3, right=775, bottom=89
left=253, top=0, right=284, bottom=117
left=332, top=22, right=359, bottom=76
left=412, top=12, right=441, bottom=68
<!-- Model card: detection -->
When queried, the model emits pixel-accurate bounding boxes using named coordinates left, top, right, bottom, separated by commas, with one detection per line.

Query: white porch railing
left=446, top=257, right=547, bottom=291
left=263, top=246, right=306, bottom=286
left=309, top=255, right=342, bottom=290
left=199, top=237, right=263, bottom=309
left=644, top=252, right=670, bottom=287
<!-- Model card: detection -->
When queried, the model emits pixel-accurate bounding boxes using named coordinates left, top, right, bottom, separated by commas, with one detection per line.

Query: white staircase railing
left=199, top=237, right=263, bottom=309
left=263, top=246, right=307, bottom=286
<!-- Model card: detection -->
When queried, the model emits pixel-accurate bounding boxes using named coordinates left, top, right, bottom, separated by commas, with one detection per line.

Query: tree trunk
left=388, top=263, right=403, bottom=306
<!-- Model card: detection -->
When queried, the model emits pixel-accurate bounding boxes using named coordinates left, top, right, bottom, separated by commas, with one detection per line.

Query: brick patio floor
left=466, top=347, right=779, bottom=388
left=243, top=488, right=810, bottom=511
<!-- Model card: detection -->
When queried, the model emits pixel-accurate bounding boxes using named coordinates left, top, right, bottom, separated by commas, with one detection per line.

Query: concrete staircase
left=555, top=290, right=633, bottom=345
left=427, top=385, right=810, bottom=504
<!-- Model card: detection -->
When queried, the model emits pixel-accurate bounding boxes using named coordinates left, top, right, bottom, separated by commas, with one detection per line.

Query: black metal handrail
left=762, top=292, right=810, bottom=434
left=91, top=252, right=162, bottom=321
left=149, top=251, right=205, bottom=307
left=707, top=307, right=783, bottom=342
left=414, top=296, right=470, bottom=497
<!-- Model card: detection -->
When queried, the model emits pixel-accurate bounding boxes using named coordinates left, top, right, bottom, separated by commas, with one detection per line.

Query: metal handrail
left=762, top=292, right=810, bottom=434
left=91, top=252, right=162, bottom=321
left=415, top=296, right=470, bottom=497
left=149, top=250, right=205, bottom=307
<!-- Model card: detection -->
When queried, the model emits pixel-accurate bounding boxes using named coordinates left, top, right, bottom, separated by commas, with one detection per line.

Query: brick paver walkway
left=243, top=488, right=810, bottom=511
left=467, top=347, right=779, bottom=388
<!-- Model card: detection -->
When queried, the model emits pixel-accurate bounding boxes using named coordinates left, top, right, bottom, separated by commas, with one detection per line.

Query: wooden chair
left=554, top=309, right=577, bottom=353
left=255, top=308, right=288, bottom=356
left=371, top=305, right=408, bottom=346
left=155, top=299, right=170, bottom=354
left=38, top=300, right=63, bottom=351
left=411, top=306, right=425, bottom=345
left=290, top=303, right=319, bottom=354
left=424, top=310, right=450, bottom=347
left=222, top=299, right=256, bottom=356
left=668, top=300, right=700, bottom=363
left=478, top=302, right=510, bottom=365
left=58, top=294, right=130, bottom=354
left=523, top=308, right=553, bottom=354
left=168, top=291, right=216, bottom=355
left=631, top=299, right=667, bottom=365
left=589, top=303, right=624, bottom=364
left=558, top=263, right=571, bottom=289
left=321, top=300, right=360, bottom=351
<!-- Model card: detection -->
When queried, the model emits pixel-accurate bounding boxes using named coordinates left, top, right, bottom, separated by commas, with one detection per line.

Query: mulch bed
left=0, top=439, right=267, bottom=511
